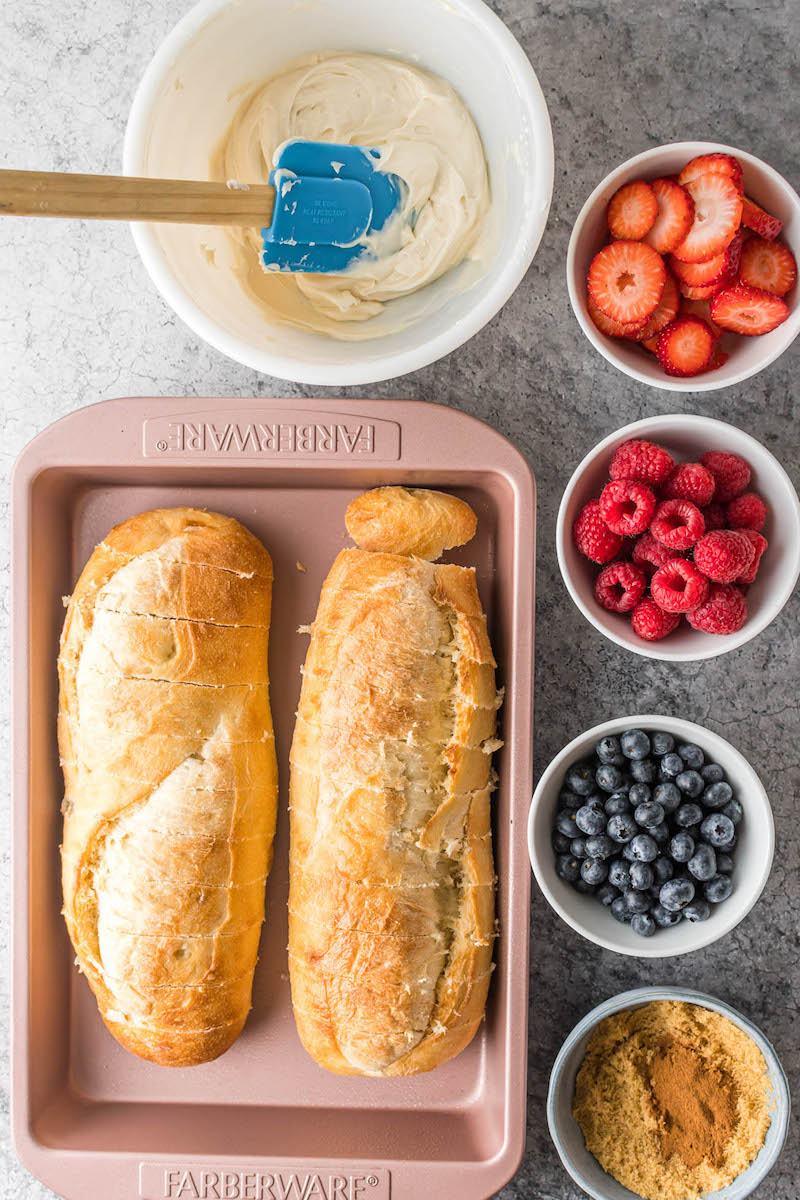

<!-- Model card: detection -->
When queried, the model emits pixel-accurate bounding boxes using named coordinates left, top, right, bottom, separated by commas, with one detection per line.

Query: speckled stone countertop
left=1, top=1, right=798, bottom=1197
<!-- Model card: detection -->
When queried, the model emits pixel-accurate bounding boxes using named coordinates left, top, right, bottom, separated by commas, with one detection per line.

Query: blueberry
left=570, top=836, right=588, bottom=859
left=676, top=770, right=704, bottom=798
left=653, top=903, right=683, bottom=928
left=575, top=804, right=607, bottom=836
left=585, top=834, right=615, bottom=860
left=611, top=896, right=631, bottom=923
left=684, top=824, right=703, bottom=844
left=653, top=856, right=674, bottom=884
left=660, top=753, right=684, bottom=778
left=659, top=877, right=695, bottom=912
left=608, top=860, right=631, bottom=890
left=552, top=831, right=572, bottom=853
left=625, top=888, right=652, bottom=914
left=581, top=858, right=608, bottom=886
left=703, top=781, right=733, bottom=810
left=701, top=763, right=725, bottom=784
left=556, top=854, right=581, bottom=882
left=675, top=802, right=703, bottom=828
left=629, top=783, right=652, bottom=808
left=684, top=899, right=712, bottom=923
left=586, top=792, right=607, bottom=808
left=651, top=731, right=675, bottom=756
left=716, top=853, right=734, bottom=875
left=622, top=842, right=638, bottom=862
left=648, top=884, right=663, bottom=902
left=555, top=809, right=579, bottom=838
left=669, top=832, right=695, bottom=863
left=700, top=813, right=735, bottom=848
left=596, top=735, right=622, bottom=764
left=559, top=789, right=583, bottom=810
left=677, top=743, right=705, bottom=770
left=632, top=912, right=657, bottom=938
left=629, top=861, right=654, bottom=890
left=573, top=877, right=597, bottom=894
left=608, top=813, right=638, bottom=843
left=621, top=729, right=651, bottom=760
left=566, top=762, right=596, bottom=796
left=652, top=821, right=670, bottom=846
left=717, top=834, right=737, bottom=853
left=688, top=843, right=717, bottom=881
left=654, top=782, right=681, bottom=814
left=630, top=758, right=657, bottom=784
left=634, top=801, right=665, bottom=829
left=722, top=798, right=743, bottom=826
left=705, top=874, right=733, bottom=904
left=597, top=882, right=620, bottom=907
left=605, top=792, right=630, bottom=816
left=630, top=834, right=658, bottom=862
left=596, top=763, right=624, bottom=793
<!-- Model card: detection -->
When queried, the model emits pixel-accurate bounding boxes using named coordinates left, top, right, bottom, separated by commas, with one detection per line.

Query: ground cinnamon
left=648, top=1037, right=738, bottom=1169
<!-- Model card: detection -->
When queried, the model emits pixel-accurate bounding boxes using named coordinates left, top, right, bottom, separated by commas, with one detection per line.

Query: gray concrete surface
left=1, top=1, right=798, bottom=1197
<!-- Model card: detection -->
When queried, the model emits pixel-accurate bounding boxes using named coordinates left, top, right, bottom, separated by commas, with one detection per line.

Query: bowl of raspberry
left=528, top=716, right=774, bottom=958
left=557, top=414, right=800, bottom=660
left=567, top=141, right=800, bottom=390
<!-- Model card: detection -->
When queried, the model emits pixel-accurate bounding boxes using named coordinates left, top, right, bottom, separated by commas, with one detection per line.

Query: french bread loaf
left=59, top=507, right=277, bottom=1067
left=289, top=487, right=500, bottom=1076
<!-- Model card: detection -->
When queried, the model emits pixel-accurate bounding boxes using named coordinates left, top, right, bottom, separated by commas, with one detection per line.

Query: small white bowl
left=123, top=0, right=554, bottom=385
left=547, top=987, right=791, bottom=1200
left=528, top=715, right=774, bottom=958
left=557, top=414, right=800, bottom=661
left=567, top=140, right=800, bottom=391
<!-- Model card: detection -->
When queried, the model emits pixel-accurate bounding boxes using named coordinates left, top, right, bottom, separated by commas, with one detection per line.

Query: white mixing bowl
left=123, top=0, right=553, bottom=385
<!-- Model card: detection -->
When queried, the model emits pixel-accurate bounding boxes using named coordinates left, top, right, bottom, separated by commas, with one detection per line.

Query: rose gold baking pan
left=11, top=396, right=535, bottom=1200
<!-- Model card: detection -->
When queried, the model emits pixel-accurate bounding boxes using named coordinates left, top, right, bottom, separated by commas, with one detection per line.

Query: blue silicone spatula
left=0, top=140, right=403, bottom=274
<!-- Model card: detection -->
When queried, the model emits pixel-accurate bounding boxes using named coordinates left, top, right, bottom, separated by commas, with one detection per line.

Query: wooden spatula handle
left=0, top=169, right=275, bottom=226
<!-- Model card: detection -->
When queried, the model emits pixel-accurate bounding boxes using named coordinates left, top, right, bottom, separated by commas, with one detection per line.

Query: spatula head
left=261, top=140, right=403, bottom=274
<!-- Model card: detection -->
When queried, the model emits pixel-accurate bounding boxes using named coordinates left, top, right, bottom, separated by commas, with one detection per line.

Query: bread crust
left=289, top=528, right=499, bottom=1077
left=59, top=507, right=277, bottom=1066
left=345, top=487, right=477, bottom=560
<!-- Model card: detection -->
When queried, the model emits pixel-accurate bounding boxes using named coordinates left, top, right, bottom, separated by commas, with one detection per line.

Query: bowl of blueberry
left=528, top=716, right=774, bottom=956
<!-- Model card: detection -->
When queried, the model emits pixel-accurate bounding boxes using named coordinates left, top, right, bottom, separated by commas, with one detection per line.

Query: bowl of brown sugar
left=547, top=988, right=790, bottom=1200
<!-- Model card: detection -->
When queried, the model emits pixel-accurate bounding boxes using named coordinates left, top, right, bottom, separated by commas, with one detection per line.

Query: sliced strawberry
left=678, top=153, right=743, bottom=193
left=710, top=284, right=790, bottom=336
left=656, top=316, right=715, bottom=377
left=678, top=279, right=731, bottom=300
left=738, top=237, right=797, bottom=297
left=642, top=179, right=695, bottom=254
left=672, top=174, right=743, bottom=263
left=703, top=344, right=730, bottom=373
left=642, top=334, right=661, bottom=354
left=741, top=196, right=783, bottom=241
left=607, top=179, right=659, bottom=240
left=587, top=240, right=667, bottom=325
left=626, top=272, right=680, bottom=341
left=587, top=293, right=647, bottom=338
left=679, top=297, right=724, bottom=339
left=672, top=230, right=744, bottom=287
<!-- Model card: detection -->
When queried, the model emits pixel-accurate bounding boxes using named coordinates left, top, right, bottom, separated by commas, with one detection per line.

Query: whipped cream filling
left=210, top=51, right=491, bottom=339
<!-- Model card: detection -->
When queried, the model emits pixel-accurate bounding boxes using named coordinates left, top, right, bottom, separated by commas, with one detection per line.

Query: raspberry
left=726, top=492, right=767, bottom=532
left=609, top=439, right=675, bottom=486
left=702, top=502, right=727, bottom=531
left=631, top=598, right=682, bottom=641
left=599, top=480, right=657, bottom=536
left=694, top=530, right=756, bottom=583
left=661, top=462, right=716, bottom=507
left=650, top=499, right=706, bottom=550
left=737, top=529, right=768, bottom=583
left=632, top=531, right=685, bottom=576
left=700, top=451, right=751, bottom=502
left=594, top=561, right=647, bottom=613
left=573, top=499, right=624, bottom=563
left=686, top=584, right=748, bottom=635
left=651, top=559, right=710, bottom=613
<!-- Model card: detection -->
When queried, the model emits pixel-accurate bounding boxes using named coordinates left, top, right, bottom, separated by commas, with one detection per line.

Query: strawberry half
left=678, top=153, right=743, bottom=193
left=672, top=174, right=743, bottom=263
left=587, top=240, right=667, bottom=326
left=741, top=196, right=783, bottom=241
left=627, top=272, right=680, bottom=341
left=607, top=179, right=659, bottom=240
left=643, top=179, right=695, bottom=254
left=587, top=294, right=647, bottom=338
left=710, top=284, right=790, bottom=336
left=670, top=230, right=744, bottom=287
left=738, top=237, right=797, bottom=297
left=656, top=316, right=715, bottom=376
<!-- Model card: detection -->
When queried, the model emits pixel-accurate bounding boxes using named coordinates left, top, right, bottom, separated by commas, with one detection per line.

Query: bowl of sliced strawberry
left=567, top=142, right=800, bottom=389
left=556, top=415, right=800, bottom=660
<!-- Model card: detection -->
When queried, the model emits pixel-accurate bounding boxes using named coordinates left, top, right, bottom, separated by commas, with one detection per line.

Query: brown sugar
left=572, top=1000, right=772, bottom=1200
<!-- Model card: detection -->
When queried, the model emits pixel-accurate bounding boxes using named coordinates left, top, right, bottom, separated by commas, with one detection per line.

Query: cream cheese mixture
left=211, top=52, right=491, bottom=339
